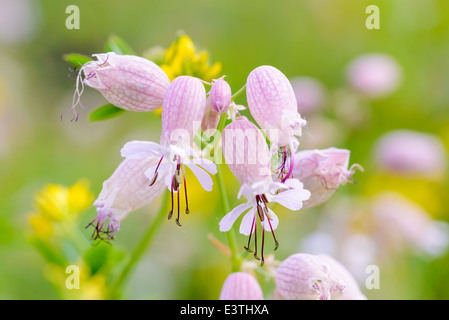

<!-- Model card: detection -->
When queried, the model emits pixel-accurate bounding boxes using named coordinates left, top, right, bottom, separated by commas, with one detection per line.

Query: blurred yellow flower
left=157, top=34, right=222, bottom=82
left=33, top=179, right=93, bottom=222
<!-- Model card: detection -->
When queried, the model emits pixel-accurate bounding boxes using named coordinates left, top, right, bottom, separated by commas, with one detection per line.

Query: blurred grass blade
left=104, top=34, right=136, bottom=55
left=63, top=53, right=93, bottom=67
left=89, top=104, right=126, bottom=122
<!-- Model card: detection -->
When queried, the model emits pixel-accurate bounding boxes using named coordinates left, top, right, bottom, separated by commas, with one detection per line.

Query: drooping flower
left=374, top=129, right=447, bottom=178
left=72, top=52, right=170, bottom=117
left=246, top=65, right=307, bottom=182
left=346, top=53, right=401, bottom=98
left=292, top=147, right=362, bottom=209
left=219, top=116, right=310, bottom=265
left=219, top=272, right=264, bottom=300
left=275, top=253, right=346, bottom=300
left=86, top=157, right=168, bottom=240
left=120, top=76, right=217, bottom=227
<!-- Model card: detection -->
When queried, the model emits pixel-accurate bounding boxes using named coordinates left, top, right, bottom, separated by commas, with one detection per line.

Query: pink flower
left=346, top=53, right=401, bottom=98
left=87, top=157, right=168, bottom=240
left=374, top=130, right=447, bottom=177
left=120, top=76, right=216, bottom=226
left=371, top=192, right=449, bottom=256
left=219, top=272, right=264, bottom=300
left=292, top=147, right=361, bottom=209
left=210, top=78, right=231, bottom=114
left=219, top=116, right=310, bottom=265
left=246, top=65, right=307, bottom=182
left=275, top=253, right=347, bottom=300
left=290, top=76, right=327, bottom=115
left=72, top=52, right=170, bottom=116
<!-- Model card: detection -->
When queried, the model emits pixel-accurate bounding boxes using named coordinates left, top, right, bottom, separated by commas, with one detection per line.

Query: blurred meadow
left=1, top=0, right=449, bottom=299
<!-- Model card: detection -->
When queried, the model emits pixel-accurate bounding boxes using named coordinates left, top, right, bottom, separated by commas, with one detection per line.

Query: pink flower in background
left=120, top=76, right=216, bottom=226
left=292, top=147, right=361, bottom=209
left=374, top=129, right=447, bottom=177
left=87, top=157, right=168, bottom=240
left=220, top=116, right=310, bottom=265
left=371, top=192, right=449, bottom=257
left=275, top=253, right=347, bottom=300
left=290, top=76, right=327, bottom=115
left=346, top=53, right=401, bottom=98
left=246, top=65, right=307, bottom=182
left=72, top=52, right=170, bottom=117
left=219, top=272, right=264, bottom=300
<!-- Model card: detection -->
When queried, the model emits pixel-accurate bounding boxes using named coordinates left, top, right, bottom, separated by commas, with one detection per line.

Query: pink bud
left=275, top=253, right=346, bottom=300
left=210, top=79, right=231, bottom=114
left=374, top=130, right=447, bottom=177
left=160, top=76, right=206, bottom=146
left=89, top=157, right=167, bottom=239
left=246, top=65, right=306, bottom=148
left=292, top=148, right=360, bottom=208
left=219, top=272, right=264, bottom=300
left=81, top=52, right=170, bottom=111
left=222, top=116, right=271, bottom=186
left=346, top=53, right=401, bottom=98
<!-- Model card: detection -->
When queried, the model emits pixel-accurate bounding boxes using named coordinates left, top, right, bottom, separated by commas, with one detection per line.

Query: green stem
left=110, top=192, right=170, bottom=298
left=231, top=84, right=246, bottom=101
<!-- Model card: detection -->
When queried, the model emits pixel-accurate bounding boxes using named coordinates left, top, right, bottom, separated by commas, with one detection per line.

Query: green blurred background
left=1, top=0, right=449, bottom=299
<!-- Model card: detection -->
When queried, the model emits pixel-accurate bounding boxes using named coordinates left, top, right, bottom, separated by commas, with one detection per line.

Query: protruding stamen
left=150, top=156, right=165, bottom=186
left=254, top=219, right=260, bottom=261
left=183, top=164, right=189, bottom=214
left=168, top=177, right=174, bottom=220
left=265, top=212, right=279, bottom=251
left=244, top=215, right=256, bottom=253
left=176, top=186, right=182, bottom=227
left=260, top=226, right=265, bottom=267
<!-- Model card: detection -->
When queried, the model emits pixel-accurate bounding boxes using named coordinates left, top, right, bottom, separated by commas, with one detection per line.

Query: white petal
left=189, top=157, right=217, bottom=174
left=240, top=208, right=257, bottom=236
left=262, top=207, right=279, bottom=232
left=186, top=164, right=214, bottom=191
left=219, top=202, right=252, bottom=232
left=271, top=187, right=311, bottom=211
left=121, top=140, right=164, bottom=159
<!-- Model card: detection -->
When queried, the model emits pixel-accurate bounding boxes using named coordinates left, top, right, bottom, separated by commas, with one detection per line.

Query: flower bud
left=160, top=76, right=206, bottom=147
left=219, top=272, right=264, bottom=300
left=81, top=52, right=170, bottom=111
left=201, top=98, right=220, bottom=137
left=275, top=253, right=346, bottom=300
left=210, top=79, right=231, bottom=114
left=222, top=116, right=271, bottom=186
left=246, top=65, right=306, bottom=148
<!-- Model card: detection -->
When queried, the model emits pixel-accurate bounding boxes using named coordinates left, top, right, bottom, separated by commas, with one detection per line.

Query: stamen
left=168, top=177, right=174, bottom=220
left=149, top=156, right=165, bottom=186
left=261, top=226, right=265, bottom=266
left=244, top=215, right=256, bottom=253
left=176, top=188, right=181, bottom=227
left=265, top=212, right=279, bottom=251
left=281, top=143, right=295, bottom=183
left=253, top=217, right=260, bottom=261
left=183, top=164, right=189, bottom=214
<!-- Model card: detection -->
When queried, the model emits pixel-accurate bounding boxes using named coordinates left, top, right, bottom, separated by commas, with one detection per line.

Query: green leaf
left=104, top=34, right=136, bottom=55
left=63, top=53, right=92, bottom=67
left=89, top=104, right=126, bottom=122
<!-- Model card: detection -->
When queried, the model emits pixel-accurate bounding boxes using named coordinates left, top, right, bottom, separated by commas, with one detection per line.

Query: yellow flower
left=157, top=34, right=222, bottom=82
left=33, top=180, right=93, bottom=222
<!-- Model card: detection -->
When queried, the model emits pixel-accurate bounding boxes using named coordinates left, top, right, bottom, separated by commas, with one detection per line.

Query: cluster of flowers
left=74, top=46, right=360, bottom=269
